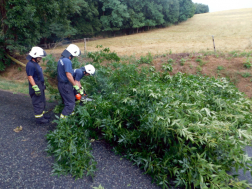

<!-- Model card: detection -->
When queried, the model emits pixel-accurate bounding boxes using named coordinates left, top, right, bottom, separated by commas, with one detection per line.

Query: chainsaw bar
left=81, top=96, right=93, bottom=102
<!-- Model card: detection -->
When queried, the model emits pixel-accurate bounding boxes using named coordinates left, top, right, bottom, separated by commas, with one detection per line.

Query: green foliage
left=180, top=58, right=186, bottom=65
left=0, top=51, right=12, bottom=71
left=137, top=52, right=153, bottom=64
left=162, top=63, right=173, bottom=72
left=217, top=66, right=225, bottom=71
left=196, top=65, right=202, bottom=73
left=1, top=0, right=88, bottom=54
left=43, top=55, right=58, bottom=79
left=244, top=59, right=252, bottom=69
left=165, top=0, right=180, bottom=24
left=92, top=185, right=105, bottom=189
left=196, top=58, right=205, bottom=66
left=194, top=3, right=209, bottom=14
left=229, top=50, right=239, bottom=57
left=240, top=51, right=252, bottom=58
left=168, top=58, right=174, bottom=64
left=69, top=0, right=102, bottom=38
left=87, top=46, right=120, bottom=63
left=179, top=0, right=195, bottom=22
left=241, top=72, right=252, bottom=78
left=0, top=38, right=12, bottom=71
left=84, top=62, right=252, bottom=188
left=100, top=0, right=130, bottom=32
left=46, top=48, right=252, bottom=188
left=46, top=116, right=97, bottom=179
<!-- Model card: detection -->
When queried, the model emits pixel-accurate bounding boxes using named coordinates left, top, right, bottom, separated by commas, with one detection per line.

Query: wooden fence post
left=212, top=35, right=216, bottom=53
left=84, top=38, right=86, bottom=51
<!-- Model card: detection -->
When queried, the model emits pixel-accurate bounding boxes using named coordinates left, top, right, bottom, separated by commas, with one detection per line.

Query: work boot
left=36, top=117, right=50, bottom=124
left=43, top=114, right=51, bottom=119
left=43, top=111, right=51, bottom=119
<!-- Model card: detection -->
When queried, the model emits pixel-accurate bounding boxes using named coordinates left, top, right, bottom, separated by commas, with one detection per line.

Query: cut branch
left=6, top=54, right=51, bottom=78
left=6, top=54, right=26, bottom=67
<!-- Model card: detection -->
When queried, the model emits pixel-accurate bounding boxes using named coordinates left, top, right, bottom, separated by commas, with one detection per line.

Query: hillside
left=0, top=8, right=252, bottom=98
left=49, top=8, right=252, bottom=56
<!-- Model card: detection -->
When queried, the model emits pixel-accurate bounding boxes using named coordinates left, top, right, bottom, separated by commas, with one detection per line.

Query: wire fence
left=38, top=34, right=252, bottom=55
left=38, top=38, right=102, bottom=49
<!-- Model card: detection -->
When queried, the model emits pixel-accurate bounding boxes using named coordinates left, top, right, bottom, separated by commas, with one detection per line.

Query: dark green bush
left=87, top=46, right=120, bottom=63
left=137, top=52, right=153, bottom=64
left=0, top=38, right=12, bottom=71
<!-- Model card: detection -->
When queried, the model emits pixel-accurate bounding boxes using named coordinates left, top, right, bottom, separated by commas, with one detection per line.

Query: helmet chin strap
left=32, top=58, right=40, bottom=63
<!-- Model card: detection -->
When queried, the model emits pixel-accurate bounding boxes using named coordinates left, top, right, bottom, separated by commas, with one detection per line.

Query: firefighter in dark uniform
left=73, top=64, right=96, bottom=96
left=57, top=44, right=81, bottom=119
left=26, top=46, right=50, bottom=124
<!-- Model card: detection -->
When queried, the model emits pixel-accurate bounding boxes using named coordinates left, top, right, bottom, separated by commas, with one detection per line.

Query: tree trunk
left=0, top=0, right=8, bottom=34
left=6, top=54, right=51, bottom=78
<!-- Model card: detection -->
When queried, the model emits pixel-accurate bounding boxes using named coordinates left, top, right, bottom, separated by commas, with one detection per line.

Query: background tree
left=194, top=3, right=209, bottom=14
left=0, top=0, right=87, bottom=54
left=121, top=0, right=146, bottom=34
left=69, top=0, right=102, bottom=39
left=143, top=0, right=164, bottom=30
left=99, top=0, right=129, bottom=35
left=178, top=0, right=195, bottom=22
left=164, top=0, right=180, bottom=24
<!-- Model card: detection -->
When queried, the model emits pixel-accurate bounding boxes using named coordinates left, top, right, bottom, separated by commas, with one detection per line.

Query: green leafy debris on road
left=46, top=49, right=252, bottom=188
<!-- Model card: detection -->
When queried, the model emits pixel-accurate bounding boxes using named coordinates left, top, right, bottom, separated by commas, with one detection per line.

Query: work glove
left=73, top=85, right=80, bottom=94
left=80, top=87, right=87, bottom=96
left=80, top=88, right=84, bottom=95
left=32, top=85, right=41, bottom=96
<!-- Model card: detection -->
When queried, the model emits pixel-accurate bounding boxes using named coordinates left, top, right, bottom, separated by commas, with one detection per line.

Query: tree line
left=0, top=0, right=208, bottom=67
left=194, top=3, right=209, bottom=14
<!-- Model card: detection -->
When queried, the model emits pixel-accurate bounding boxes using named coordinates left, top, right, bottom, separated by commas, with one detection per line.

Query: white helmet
left=65, top=44, right=81, bottom=57
left=84, top=64, right=95, bottom=75
left=29, top=46, right=47, bottom=58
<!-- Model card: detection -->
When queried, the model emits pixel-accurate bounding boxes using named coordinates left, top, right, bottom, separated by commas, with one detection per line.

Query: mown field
left=48, top=8, right=252, bottom=57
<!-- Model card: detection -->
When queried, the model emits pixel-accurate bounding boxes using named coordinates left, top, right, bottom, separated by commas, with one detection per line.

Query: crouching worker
left=26, top=47, right=50, bottom=124
left=57, top=44, right=81, bottom=119
left=73, top=64, right=96, bottom=97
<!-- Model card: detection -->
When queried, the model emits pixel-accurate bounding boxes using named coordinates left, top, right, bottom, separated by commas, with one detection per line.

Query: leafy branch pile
left=46, top=50, right=252, bottom=188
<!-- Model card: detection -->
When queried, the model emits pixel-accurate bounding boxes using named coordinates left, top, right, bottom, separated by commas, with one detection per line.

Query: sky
left=192, top=0, right=252, bottom=12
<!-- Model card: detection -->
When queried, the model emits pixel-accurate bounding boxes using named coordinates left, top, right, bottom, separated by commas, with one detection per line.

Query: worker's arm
left=66, top=72, right=75, bottom=86
left=28, top=76, right=41, bottom=96
left=27, top=76, right=36, bottom=86
left=75, top=80, right=82, bottom=88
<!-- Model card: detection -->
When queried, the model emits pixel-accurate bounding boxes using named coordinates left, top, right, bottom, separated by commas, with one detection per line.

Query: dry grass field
left=48, top=8, right=252, bottom=56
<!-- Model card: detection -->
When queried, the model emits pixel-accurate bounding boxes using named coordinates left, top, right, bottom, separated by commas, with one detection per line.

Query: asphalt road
left=0, top=90, right=161, bottom=189
left=1, top=89, right=252, bottom=189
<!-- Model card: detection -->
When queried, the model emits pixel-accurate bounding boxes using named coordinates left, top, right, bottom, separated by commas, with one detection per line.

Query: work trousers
left=29, top=81, right=46, bottom=118
left=58, top=82, right=75, bottom=116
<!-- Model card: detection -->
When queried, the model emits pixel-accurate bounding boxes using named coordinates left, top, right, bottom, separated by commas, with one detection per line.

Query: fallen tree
left=46, top=49, right=252, bottom=189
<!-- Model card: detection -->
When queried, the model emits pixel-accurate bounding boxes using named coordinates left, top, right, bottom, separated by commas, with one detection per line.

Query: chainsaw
left=75, top=92, right=93, bottom=103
